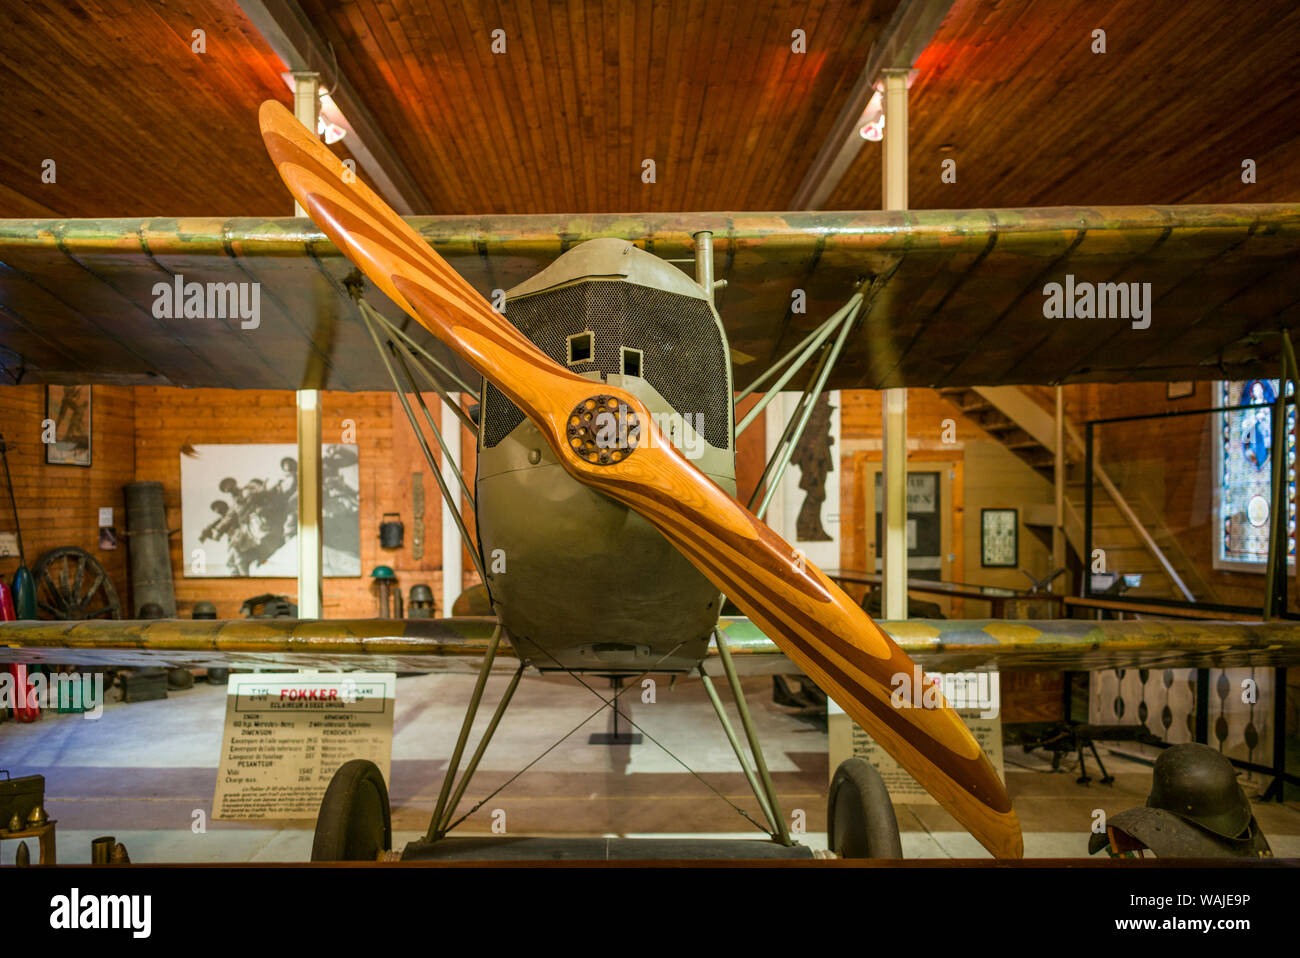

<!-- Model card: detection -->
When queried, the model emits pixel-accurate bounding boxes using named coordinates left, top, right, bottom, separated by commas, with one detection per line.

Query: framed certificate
left=981, top=508, right=1018, bottom=568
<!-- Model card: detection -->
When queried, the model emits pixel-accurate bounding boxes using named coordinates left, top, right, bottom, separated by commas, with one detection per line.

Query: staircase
left=936, top=386, right=1200, bottom=602
left=936, top=387, right=1059, bottom=472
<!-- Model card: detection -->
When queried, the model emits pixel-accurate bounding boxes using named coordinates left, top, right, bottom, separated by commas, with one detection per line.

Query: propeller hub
left=566, top=395, right=641, bottom=466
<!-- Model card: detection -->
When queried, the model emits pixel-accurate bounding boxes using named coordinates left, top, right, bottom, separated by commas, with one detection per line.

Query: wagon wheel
left=31, top=546, right=123, bottom=620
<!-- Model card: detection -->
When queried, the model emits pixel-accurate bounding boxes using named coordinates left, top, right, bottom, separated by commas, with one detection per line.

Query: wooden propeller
left=260, top=100, right=1022, bottom=859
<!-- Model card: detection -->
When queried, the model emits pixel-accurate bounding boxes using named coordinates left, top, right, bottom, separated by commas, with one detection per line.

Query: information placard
left=213, top=672, right=396, bottom=820
left=828, top=671, right=1005, bottom=803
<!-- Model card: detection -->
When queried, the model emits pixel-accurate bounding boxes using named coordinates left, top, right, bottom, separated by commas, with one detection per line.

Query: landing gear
left=827, top=758, right=902, bottom=859
left=311, top=760, right=392, bottom=862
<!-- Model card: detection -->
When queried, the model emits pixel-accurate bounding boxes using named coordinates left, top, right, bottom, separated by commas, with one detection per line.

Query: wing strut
left=355, top=296, right=485, bottom=583
left=697, top=664, right=782, bottom=837
left=354, top=295, right=479, bottom=436
left=735, top=291, right=862, bottom=419
left=427, top=621, right=505, bottom=840
left=745, top=283, right=872, bottom=520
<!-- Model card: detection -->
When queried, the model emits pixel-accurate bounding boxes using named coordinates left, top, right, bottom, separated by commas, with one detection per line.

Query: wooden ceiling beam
left=790, top=0, right=955, bottom=210
left=237, top=0, right=431, bottom=214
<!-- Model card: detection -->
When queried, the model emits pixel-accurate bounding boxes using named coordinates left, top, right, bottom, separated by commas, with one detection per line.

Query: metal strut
left=697, top=664, right=779, bottom=837
left=735, top=293, right=863, bottom=434
left=352, top=293, right=479, bottom=396
left=356, top=296, right=479, bottom=437
left=508, top=635, right=775, bottom=836
left=391, top=345, right=476, bottom=511
left=437, top=661, right=526, bottom=836
left=356, top=297, right=486, bottom=584
left=710, top=628, right=792, bottom=845
left=426, top=622, right=506, bottom=841
left=747, top=293, right=863, bottom=520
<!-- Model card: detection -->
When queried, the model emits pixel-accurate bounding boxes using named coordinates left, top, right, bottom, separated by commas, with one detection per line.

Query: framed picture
left=181, top=443, right=361, bottom=577
left=45, top=385, right=91, bottom=466
left=981, top=508, right=1018, bottom=568
left=1167, top=381, right=1195, bottom=400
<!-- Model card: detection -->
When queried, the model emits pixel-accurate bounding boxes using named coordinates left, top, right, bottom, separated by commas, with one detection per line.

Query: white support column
left=291, top=72, right=319, bottom=218
left=880, top=68, right=909, bottom=621
left=1053, top=386, right=1066, bottom=584
left=293, top=72, right=324, bottom=619
left=881, top=390, right=908, bottom=619
left=441, top=394, right=463, bottom=616
left=296, top=388, right=323, bottom=618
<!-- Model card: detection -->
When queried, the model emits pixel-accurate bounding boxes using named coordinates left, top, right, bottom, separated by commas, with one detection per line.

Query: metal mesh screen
left=481, top=280, right=730, bottom=449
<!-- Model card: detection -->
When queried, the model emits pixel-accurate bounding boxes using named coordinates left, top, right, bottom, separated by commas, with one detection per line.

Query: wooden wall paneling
left=0, top=384, right=135, bottom=611
left=733, top=393, right=767, bottom=506
left=133, top=386, right=403, bottom=619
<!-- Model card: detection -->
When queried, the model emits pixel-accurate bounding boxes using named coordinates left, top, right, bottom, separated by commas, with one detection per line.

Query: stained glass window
left=1213, top=380, right=1296, bottom=571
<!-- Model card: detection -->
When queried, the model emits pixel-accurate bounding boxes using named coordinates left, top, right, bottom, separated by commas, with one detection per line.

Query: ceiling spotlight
left=858, top=88, right=885, bottom=141
left=280, top=74, right=349, bottom=143
left=318, top=115, right=347, bottom=145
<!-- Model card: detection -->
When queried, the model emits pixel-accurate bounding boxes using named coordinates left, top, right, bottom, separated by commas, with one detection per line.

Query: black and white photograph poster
left=181, top=443, right=361, bottom=577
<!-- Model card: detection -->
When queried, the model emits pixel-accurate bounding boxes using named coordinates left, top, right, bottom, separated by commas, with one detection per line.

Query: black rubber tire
left=827, top=757, right=903, bottom=859
left=311, top=760, right=392, bottom=862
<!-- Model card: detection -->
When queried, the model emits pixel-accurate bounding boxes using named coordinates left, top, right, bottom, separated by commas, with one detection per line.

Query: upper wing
left=3, top=204, right=1297, bottom=391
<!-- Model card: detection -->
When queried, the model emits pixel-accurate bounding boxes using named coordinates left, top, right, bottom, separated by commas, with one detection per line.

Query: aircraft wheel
left=827, top=758, right=902, bottom=859
left=311, top=760, right=392, bottom=861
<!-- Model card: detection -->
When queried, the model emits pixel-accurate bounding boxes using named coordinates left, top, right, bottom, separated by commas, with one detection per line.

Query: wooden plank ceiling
left=0, top=0, right=1295, bottom=221
left=827, top=0, right=1300, bottom=208
left=0, top=0, right=376, bottom=218
left=292, top=0, right=901, bottom=214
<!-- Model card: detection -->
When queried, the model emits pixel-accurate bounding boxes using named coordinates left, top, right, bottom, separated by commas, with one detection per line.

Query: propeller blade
left=260, top=100, right=1022, bottom=858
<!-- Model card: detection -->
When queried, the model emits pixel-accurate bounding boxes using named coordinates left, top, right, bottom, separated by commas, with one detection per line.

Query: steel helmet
left=1146, top=743, right=1252, bottom=839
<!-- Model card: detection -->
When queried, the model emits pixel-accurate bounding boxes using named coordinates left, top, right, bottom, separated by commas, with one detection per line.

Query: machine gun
left=1022, top=722, right=1162, bottom=785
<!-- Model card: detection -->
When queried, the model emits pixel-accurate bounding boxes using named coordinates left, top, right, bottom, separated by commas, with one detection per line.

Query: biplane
left=2, top=102, right=1300, bottom=862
